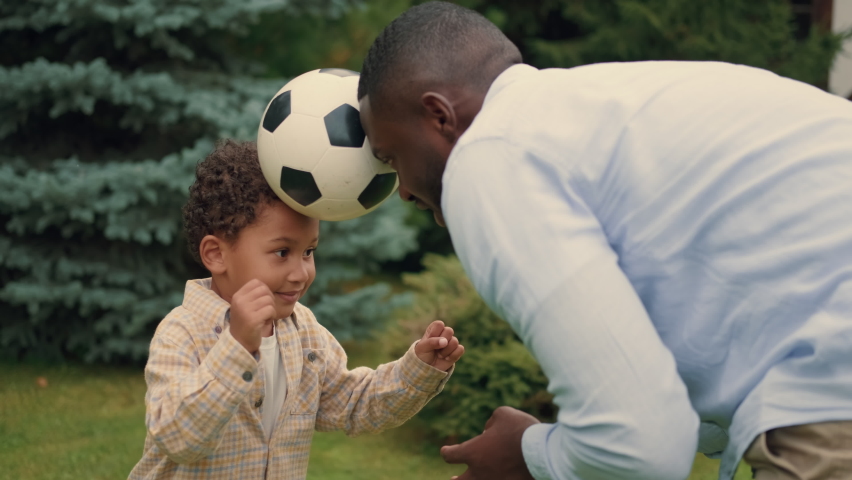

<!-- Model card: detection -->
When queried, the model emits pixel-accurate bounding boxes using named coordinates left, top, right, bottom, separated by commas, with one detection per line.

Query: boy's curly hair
left=183, top=139, right=281, bottom=264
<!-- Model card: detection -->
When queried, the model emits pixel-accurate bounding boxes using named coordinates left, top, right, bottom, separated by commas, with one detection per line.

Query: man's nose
left=398, top=184, right=415, bottom=202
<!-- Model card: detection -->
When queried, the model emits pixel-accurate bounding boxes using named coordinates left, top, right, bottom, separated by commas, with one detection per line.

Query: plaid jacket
left=129, top=279, right=451, bottom=479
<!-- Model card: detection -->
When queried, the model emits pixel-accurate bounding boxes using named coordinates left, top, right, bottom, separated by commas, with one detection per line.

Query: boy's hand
left=229, top=279, right=276, bottom=355
left=414, top=320, right=465, bottom=372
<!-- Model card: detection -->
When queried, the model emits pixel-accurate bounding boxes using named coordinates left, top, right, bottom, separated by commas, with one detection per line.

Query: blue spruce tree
left=0, top=0, right=417, bottom=363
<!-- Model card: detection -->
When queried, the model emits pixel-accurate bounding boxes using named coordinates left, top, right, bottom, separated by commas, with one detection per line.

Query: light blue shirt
left=442, top=62, right=852, bottom=480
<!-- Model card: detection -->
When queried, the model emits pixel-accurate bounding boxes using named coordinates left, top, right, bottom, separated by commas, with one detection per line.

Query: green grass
left=0, top=344, right=752, bottom=479
left=0, top=363, right=149, bottom=480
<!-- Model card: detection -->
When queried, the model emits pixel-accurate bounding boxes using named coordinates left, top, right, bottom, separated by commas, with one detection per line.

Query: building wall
left=830, top=0, right=852, bottom=98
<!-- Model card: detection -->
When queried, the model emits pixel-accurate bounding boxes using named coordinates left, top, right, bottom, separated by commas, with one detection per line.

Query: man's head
left=358, top=1, right=521, bottom=226
left=183, top=140, right=319, bottom=319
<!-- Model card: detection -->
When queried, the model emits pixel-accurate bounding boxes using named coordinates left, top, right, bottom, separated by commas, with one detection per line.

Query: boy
left=129, top=140, right=463, bottom=479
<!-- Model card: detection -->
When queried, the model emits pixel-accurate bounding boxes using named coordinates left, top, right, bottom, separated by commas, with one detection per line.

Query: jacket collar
left=182, top=278, right=231, bottom=333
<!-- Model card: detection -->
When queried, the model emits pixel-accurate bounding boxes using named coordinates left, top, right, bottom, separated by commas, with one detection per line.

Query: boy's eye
left=304, top=248, right=316, bottom=258
left=275, top=249, right=288, bottom=258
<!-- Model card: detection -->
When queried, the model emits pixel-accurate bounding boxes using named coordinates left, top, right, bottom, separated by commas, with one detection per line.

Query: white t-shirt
left=259, top=326, right=287, bottom=441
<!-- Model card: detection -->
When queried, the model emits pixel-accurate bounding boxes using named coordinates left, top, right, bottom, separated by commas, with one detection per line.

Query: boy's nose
left=288, top=261, right=311, bottom=283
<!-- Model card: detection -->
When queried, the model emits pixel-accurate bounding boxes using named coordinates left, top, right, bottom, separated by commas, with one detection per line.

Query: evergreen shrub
left=386, top=254, right=554, bottom=441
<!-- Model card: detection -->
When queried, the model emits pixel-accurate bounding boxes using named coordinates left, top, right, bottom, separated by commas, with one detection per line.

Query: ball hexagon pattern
left=269, top=114, right=329, bottom=172
left=257, top=69, right=399, bottom=221
left=312, top=147, right=375, bottom=199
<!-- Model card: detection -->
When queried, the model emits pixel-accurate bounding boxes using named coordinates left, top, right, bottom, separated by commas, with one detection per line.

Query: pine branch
left=0, top=59, right=279, bottom=140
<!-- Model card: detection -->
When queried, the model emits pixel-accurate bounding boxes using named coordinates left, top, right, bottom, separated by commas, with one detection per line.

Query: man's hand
left=229, top=279, right=276, bottom=354
left=414, top=320, right=465, bottom=372
left=441, top=406, right=540, bottom=480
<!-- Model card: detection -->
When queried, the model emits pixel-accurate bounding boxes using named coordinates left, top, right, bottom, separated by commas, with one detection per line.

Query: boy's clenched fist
left=414, top=320, right=465, bottom=372
left=229, top=279, right=276, bottom=354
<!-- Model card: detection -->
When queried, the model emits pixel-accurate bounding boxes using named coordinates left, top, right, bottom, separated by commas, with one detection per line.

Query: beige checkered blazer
left=128, top=279, right=450, bottom=479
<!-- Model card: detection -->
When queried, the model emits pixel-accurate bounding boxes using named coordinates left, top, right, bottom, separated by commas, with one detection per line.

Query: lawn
left=0, top=344, right=752, bottom=480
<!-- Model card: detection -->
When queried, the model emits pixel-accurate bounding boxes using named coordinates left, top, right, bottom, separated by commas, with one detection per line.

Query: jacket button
left=307, top=352, right=317, bottom=362
left=242, top=371, right=253, bottom=382
left=214, top=326, right=222, bottom=334
left=254, top=398, right=263, bottom=408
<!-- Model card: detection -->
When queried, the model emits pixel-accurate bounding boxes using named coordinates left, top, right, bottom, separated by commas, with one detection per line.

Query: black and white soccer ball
left=257, top=68, right=398, bottom=221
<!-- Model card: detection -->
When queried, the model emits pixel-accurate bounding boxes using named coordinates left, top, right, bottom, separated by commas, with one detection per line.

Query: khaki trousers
left=743, top=421, right=852, bottom=479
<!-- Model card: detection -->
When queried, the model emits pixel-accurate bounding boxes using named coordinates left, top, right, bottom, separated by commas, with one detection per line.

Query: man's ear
left=199, top=234, right=227, bottom=275
left=421, top=92, right=457, bottom=141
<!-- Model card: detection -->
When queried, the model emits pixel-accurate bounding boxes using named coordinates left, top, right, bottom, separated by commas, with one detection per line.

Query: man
left=358, top=2, right=852, bottom=480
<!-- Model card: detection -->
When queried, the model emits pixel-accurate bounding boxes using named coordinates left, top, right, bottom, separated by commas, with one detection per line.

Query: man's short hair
left=358, top=1, right=521, bottom=106
left=182, top=139, right=280, bottom=264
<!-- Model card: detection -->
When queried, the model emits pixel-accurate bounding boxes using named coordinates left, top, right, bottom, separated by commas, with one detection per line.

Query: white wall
left=830, top=0, right=852, bottom=98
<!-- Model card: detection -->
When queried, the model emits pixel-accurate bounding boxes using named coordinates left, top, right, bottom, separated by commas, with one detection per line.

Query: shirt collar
left=482, top=63, right=539, bottom=107
left=441, top=63, right=539, bottom=214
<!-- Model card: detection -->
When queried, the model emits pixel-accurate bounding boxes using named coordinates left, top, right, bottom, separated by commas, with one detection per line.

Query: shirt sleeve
left=443, top=138, right=699, bottom=480
left=144, top=323, right=258, bottom=464
left=314, top=328, right=452, bottom=436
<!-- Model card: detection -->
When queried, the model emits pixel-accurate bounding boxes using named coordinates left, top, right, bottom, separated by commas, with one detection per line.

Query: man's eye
left=276, top=249, right=288, bottom=258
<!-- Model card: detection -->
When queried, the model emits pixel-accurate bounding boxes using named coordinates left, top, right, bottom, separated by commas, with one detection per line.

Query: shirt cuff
left=522, top=422, right=556, bottom=480
left=397, top=341, right=452, bottom=393
left=203, top=328, right=258, bottom=396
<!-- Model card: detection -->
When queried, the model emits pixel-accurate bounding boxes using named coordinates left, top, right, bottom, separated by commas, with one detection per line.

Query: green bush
left=387, top=254, right=554, bottom=441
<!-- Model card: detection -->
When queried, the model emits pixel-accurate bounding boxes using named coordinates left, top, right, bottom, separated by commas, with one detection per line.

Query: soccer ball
left=257, top=68, right=399, bottom=221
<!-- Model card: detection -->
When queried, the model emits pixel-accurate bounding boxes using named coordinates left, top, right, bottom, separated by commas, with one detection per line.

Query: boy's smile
left=209, top=200, right=320, bottom=320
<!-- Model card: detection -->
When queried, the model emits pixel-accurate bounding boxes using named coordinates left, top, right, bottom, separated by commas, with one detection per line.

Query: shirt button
left=242, top=371, right=253, bottom=382
left=254, top=398, right=263, bottom=408
left=214, top=326, right=222, bottom=334
left=307, top=352, right=317, bottom=363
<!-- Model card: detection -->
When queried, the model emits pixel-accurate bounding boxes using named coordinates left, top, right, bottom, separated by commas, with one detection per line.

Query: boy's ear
left=199, top=235, right=227, bottom=275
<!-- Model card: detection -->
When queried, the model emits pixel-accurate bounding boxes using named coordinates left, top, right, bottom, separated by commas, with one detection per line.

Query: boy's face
left=217, top=201, right=319, bottom=320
